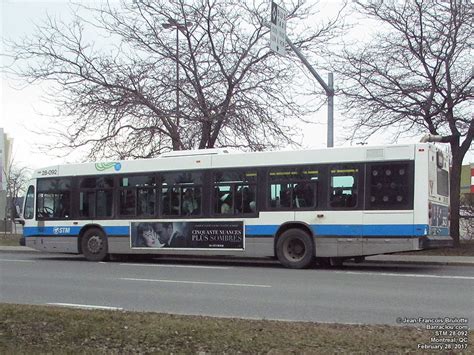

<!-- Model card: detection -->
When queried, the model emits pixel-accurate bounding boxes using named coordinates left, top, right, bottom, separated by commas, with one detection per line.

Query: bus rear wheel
left=276, top=229, right=314, bottom=269
left=81, top=228, right=108, bottom=262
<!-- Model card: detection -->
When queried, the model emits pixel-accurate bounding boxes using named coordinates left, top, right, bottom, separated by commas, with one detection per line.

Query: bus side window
left=367, top=163, right=412, bottom=210
left=236, top=185, right=256, bottom=213
left=162, top=187, right=181, bottom=216
left=80, top=191, right=95, bottom=218
left=182, top=187, right=200, bottom=215
left=119, top=189, right=136, bottom=216
left=137, top=188, right=155, bottom=216
left=329, top=169, right=358, bottom=208
left=213, top=170, right=257, bottom=216
left=24, top=186, right=35, bottom=219
left=294, top=182, right=315, bottom=208
left=119, top=175, right=156, bottom=217
left=268, top=168, right=318, bottom=210
left=96, top=189, right=113, bottom=217
left=161, top=172, right=203, bottom=217
left=161, top=186, right=171, bottom=215
left=36, top=178, right=72, bottom=219
left=221, top=193, right=233, bottom=214
left=215, top=185, right=233, bottom=214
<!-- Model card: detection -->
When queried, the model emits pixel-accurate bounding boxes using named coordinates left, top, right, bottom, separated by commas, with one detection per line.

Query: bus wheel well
left=78, top=224, right=106, bottom=255
left=274, top=223, right=314, bottom=258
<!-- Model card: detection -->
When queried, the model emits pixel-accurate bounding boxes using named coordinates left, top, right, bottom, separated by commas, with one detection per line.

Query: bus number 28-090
left=38, top=169, right=58, bottom=176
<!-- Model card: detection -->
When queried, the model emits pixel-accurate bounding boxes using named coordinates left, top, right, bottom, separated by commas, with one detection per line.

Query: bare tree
left=4, top=161, right=30, bottom=233
left=4, top=0, right=344, bottom=160
left=333, top=0, right=473, bottom=245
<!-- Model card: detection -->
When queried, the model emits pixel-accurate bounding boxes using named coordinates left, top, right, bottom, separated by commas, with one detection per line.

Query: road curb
left=360, top=259, right=474, bottom=267
left=365, top=255, right=474, bottom=266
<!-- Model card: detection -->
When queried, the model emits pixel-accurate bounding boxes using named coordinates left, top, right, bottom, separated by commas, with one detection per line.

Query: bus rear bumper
left=419, top=235, right=453, bottom=249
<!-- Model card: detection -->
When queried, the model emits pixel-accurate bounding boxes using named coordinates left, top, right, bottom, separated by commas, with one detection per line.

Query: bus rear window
left=437, top=168, right=449, bottom=197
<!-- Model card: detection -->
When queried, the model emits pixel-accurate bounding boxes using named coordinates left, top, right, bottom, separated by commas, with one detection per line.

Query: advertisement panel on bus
left=130, top=221, right=244, bottom=250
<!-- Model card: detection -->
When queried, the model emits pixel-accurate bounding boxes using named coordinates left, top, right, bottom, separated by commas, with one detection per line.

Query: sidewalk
left=1, top=245, right=474, bottom=266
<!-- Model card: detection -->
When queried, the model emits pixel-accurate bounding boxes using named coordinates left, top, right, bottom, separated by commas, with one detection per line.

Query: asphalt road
left=1, top=251, right=473, bottom=326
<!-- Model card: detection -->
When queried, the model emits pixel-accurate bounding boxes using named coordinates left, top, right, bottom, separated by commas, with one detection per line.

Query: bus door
left=20, top=182, right=36, bottom=245
left=310, top=165, right=363, bottom=257
left=426, top=148, right=451, bottom=245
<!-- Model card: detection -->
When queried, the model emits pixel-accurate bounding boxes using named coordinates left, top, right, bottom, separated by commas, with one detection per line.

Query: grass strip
left=2, top=303, right=469, bottom=354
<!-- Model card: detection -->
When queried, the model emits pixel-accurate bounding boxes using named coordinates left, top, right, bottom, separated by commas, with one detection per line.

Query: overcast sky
left=1, top=0, right=472, bottom=171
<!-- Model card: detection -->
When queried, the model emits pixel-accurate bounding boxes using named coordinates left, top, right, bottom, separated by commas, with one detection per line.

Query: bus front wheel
left=81, top=228, right=108, bottom=262
left=276, top=229, right=314, bottom=269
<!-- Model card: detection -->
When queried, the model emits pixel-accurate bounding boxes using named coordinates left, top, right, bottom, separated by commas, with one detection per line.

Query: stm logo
left=53, top=227, right=71, bottom=235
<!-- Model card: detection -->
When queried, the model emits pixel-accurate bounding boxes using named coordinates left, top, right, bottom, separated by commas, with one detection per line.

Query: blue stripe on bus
left=361, top=224, right=429, bottom=236
left=24, top=226, right=82, bottom=237
left=246, top=224, right=429, bottom=237
left=104, top=226, right=129, bottom=235
left=24, top=224, right=430, bottom=238
left=23, top=226, right=129, bottom=237
left=319, top=224, right=428, bottom=236
left=245, top=225, right=279, bottom=235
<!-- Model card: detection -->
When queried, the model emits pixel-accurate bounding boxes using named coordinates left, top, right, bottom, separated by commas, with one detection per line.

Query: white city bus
left=21, top=143, right=452, bottom=268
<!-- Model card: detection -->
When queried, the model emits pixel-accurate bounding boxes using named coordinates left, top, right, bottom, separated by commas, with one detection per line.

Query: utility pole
left=269, top=1, right=335, bottom=147
left=162, top=18, right=193, bottom=129
left=285, top=37, right=335, bottom=148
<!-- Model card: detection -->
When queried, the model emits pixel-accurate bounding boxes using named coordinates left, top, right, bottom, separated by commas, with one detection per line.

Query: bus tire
left=81, top=228, right=108, bottom=262
left=276, top=229, right=314, bottom=269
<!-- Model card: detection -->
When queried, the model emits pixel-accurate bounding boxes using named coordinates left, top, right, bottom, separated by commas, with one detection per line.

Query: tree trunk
left=199, top=120, right=212, bottom=149
left=171, top=127, right=182, bottom=151
left=449, top=140, right=462, bottom=247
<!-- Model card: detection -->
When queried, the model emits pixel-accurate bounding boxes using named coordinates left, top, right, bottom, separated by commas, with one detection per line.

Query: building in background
left=460, top=164, right=474, bottom=195
left=460, top=163, right=473, bottom=240
left=472, top=163, right=474, bottom=194
left=0, top=128, right=14, bottom=224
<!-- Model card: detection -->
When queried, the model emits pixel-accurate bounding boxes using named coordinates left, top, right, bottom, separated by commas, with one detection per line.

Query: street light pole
left=162, top=18, right=192, bottom=129
left=285, top=36, right=335, bottom=148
